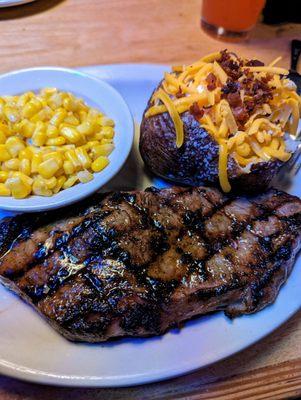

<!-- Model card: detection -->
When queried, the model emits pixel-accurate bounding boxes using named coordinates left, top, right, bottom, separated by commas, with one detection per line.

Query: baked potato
left=140, top=108, right=283, bottom=193
left=139, top=50, right=300, bottom=193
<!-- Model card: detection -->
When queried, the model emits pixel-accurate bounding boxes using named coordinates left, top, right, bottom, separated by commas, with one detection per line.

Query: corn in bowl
left=0, top=88, right=115, bottom=199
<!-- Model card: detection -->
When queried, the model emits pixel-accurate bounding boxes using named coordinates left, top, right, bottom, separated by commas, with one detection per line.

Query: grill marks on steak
left=0, top=187, right=300, bottom=342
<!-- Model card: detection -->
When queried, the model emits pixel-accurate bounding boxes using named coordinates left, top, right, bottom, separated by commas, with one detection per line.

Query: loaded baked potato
left=140, top=50, right=300, bottom=193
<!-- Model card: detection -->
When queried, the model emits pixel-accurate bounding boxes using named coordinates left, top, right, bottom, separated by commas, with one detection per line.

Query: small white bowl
left=0, top=67, right=134, bottom=212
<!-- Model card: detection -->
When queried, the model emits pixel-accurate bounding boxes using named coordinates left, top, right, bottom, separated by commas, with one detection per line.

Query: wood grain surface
left=0, top=0, right=301, bottom=399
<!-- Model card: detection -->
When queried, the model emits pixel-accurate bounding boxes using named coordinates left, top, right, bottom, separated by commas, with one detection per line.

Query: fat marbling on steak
left=0, top=186, right=300, bottom=342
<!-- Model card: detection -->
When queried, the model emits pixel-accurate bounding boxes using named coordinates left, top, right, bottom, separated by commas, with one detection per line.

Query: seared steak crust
left=0, top=186, right=300, bottom=342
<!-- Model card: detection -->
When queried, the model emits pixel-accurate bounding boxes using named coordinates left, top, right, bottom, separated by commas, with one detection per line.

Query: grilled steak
left=0, top=186, right=300, bottom=342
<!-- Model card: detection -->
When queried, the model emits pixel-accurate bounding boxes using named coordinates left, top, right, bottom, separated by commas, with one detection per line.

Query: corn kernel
left=75, top=147, right=91, bottom=168
left=5, top=137, right=25, bottom=157
left=56, top=144, right=75, bottom=152
left=0, top=123, right=10, bottom=136
left=50, top=108, right=67, bottom=126
left=43, top=151, right=63, bottom=167
left=101, top=138, right=113, bottom=145
left=26, top=91, right=35, bottom=100
left=5, top=176, right=31, bottom=199
left=31, top=107, right=52, bottom=123
left=22, top=98, right=42, bottom=119
left=87, top=108, right=100, bottom=121
left=38, top=158, right=60, bottom=179
left=46, top=125, right=59, bottom=138
left=61, top=126, right=84, bottom=144
left=77, top=100, right=89, bottom=112
left=53, top=176, right=66, bottom=193
left=0, top=144, right=13, bottom=161
left=12, top=172, right=33, bottom=186
left=63, top=97, right=78, bottom=112
left=48, top=93, right=63, bottom=110
left=0, top=183, right=10, bottom=196
left=101, top=126, right=115, bottom=139
left=99, top=116, right=115, bottom=127
left=20, top=158, right=31, bottom=175
left=76, top=121, right=94, bottom=136
left=85, top=140, right=99, bottom=150
left=45, top=176, right=57, bottom=189
left=32, top=176, right=52, bottom=196
left=63, top=160, right=75, bottom=175
left=0, top=171, right=9, bottom=182
left=77, top=170, right=93, bottom=183
left=25, top=121, right=36, bottom=138
left=18, top=148, right=33, bottom=161
left=65, top=149, right=81, bottom=169
left=63, top=175, right=78, bottom=189
left=40, top=87, right=57, bottom=98
left=55, top=167, right=64, bottom=177
left=46, top=136, right=66, bottom=146
left=81, top=143, right=90, bottom=151
left=32, top=125, right=47, bottom=146
left=0, top=131, right=6, bottom=144
left=12, top=120, right=32, bottom=137
left=4, top=105, right=20, bottom=123
left=91, top=144, right=114, bottom=158
left=91, top=132, right=103, bottom=141
left=78, top=110, right=88, bottom=123
left=13, top=120, right=34, bottom=138
left=64, top=114, right=79, bottom=126
left=3, top=158, right=20, bottom=171
left=16, top=94, right=27, bottom=108
left=2, top=95, right=15, bottom=102
left=91, top=156, right=109, bottom=172
left=31, top=153, right=43, bottom=173
left=28, top=146, right=41, bottom=155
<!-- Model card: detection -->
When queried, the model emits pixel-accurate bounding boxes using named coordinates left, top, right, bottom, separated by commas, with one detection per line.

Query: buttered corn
left=0, top=88, right=115, bottom=198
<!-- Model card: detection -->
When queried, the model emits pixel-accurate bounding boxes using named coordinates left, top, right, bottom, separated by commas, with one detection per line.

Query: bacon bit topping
left=232, top=106, right=249, bottom=124
left=221, top=80, right=240, bottom=95
left=226, top=92, right=242, bottom=108
left=220, top=59, right=274, bottom=127
left=244, top=99, right=255, bottom=113
left=189, top=102, right=204, bottom=120
left=175, top=86, right=184, bottom=98
left=245, top=59, right=265, bottom=67
left=225, top=92, right=249, bottom=125
left=206, top=73, right=217, bottom=91
left=219, top=49, right=243, bottom=80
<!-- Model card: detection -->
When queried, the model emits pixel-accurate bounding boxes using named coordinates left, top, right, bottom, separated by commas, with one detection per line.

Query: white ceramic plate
left=0, top=67, right=134, bottom=212
left=0, top=64, right=300, bottom=387
left=0, top=0, right=36, bottom=7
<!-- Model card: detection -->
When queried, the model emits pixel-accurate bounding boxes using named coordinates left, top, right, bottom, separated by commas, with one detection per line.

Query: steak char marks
left=0, top=186, right=300, bottom=342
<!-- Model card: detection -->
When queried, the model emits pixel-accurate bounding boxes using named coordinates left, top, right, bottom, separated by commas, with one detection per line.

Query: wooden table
left=0, top=0, right=301, bottom=399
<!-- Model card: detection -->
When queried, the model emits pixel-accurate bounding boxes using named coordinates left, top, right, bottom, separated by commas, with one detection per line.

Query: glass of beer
left=201, top=0, right=266, bottom=41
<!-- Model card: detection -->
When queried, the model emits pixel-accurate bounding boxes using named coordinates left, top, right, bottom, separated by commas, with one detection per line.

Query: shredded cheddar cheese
left=213, top=61, right=228, bottom=85
left=219, top=142, right=231, bottom=192
left=241, top=66, right=289, bottom=75
left=145, top=50, right=301, bottom=192
left=155, top=89, right=184, bottom=147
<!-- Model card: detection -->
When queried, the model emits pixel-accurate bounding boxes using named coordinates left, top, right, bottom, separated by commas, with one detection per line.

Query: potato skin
left=140, top=109, right=284, bottom=193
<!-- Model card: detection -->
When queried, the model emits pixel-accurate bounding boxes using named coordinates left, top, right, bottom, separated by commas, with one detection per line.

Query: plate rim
left=0, top=0, right=36, bottom=7
left=0, top=303, right=299, bottom=388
